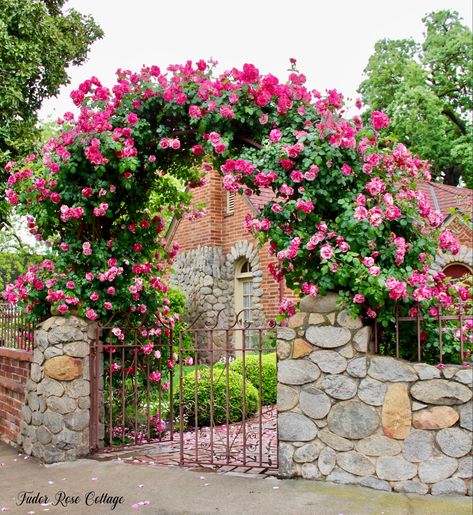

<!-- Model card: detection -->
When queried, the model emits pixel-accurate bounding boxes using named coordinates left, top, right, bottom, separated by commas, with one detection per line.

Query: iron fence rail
left=89, top=311, right=278, bottom=470
left=0, top=303, right=34, bottom=351
left=374, top=303, right=473, bottom=364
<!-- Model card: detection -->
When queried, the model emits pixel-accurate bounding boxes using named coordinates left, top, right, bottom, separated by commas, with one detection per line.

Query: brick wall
left=0, top=348, right=31, bottom=445
left=169, top=167, right=295, bottom=320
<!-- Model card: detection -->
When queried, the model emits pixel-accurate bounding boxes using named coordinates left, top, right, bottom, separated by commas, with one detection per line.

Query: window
left=226, top=191, right=235, bottom=215
left=443, top=263, right=472, bottom=280
left=234, top=259, right=254, bottom=351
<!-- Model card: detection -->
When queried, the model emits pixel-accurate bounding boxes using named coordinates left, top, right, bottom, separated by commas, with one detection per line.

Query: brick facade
left=168, top=167, right=293, bottom=322
left=0, top=348, right=31, bottom=445
left=168, top=170, right=472, bottom=325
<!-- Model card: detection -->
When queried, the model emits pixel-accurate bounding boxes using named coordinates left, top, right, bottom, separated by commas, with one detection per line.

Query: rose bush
left=3, top=58, right=469, bottom=337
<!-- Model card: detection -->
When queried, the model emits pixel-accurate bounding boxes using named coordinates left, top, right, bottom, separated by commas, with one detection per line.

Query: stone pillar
left=277, top=293, right=472, bottom=496
left=18, top=315, right=99, bottom=463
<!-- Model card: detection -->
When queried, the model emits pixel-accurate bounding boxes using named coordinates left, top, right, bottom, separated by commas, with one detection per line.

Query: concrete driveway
left=1, top=443, right=471, bottom=514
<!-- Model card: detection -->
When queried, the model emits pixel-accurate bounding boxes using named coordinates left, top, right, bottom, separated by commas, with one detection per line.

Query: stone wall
left=170, top=241, right=265, bottom=330
left=0, top=347, right=32, bottom=445
left=277, top=294, right=473, bottom=496
left=17, top=315, right=100, bottom=463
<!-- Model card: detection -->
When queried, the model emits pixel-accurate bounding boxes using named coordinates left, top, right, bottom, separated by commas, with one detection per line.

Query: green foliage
left=230, top=353, right=276, bottom=405
left=0, top=252, right=35, bottom=292
left=176, top=368, right=259, bottom=427
left=0, top=0, right=103, bottom=163
left=0, top=0, right=102, bottom=226
left=359, top=10, right=473, bottom=187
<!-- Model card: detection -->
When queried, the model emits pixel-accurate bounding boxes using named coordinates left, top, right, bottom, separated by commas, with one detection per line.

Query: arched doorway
left=443, top=263, right=472, bottom=280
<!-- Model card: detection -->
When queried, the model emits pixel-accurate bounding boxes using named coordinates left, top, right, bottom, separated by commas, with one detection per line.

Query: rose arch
left=4, top=59, right=466, bottom=350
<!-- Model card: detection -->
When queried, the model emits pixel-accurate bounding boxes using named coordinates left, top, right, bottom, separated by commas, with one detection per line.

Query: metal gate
left=89, top=311, right=278, bottom=470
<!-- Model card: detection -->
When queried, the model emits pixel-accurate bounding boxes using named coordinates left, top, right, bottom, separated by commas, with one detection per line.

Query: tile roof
left=246, top=182, right=472, bottom=222
left=415, top=182, right=473, bottom=220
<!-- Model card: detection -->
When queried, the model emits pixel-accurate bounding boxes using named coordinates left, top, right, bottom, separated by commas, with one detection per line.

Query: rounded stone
left=381, top=383, right=411, bottom=440
left=278, top=442, right=296, bottom=477
left=337, top=310, right=363, bottom=330
left=412, top=406, right=459, bottom=430
left=64, top=410, right=89, bottom=431
left=44, top=356, right=82, bottom=381
left=368, top=356, right=417, bottom=382
left=353, top=327, right=370, bottom=352
left=436, top=428, right=472, bottom=458
left=355, top=435, right=401, bottom=457
left=48, top=325, right=84, bottom=345
left=457, top=456, right=473, bottom=479
left=63, top=340, right=89, bottom=358
left=346, top=357, right=367, bottom=378
left=431, top=478, right=466, bottom=496
left=278, top=412, right=318, bottom=442
left=393, top=481, right=429, bottom=495
left=277, top=327, right=296, bottom=341
left=360, top=477, right=391, bottom=492
left=454, top=369, right=473, bottom=387
left=418, top=456, right=458, bottom=483
left=36, top=426, right=52, bottom=445
left=402, top=430, right=434, bottom=462
left=301, top=462, right=322, bottom=479
left=337, top=451, right=375, bottom=476
left=318, top=429, right=354, bottom=451
left=358, top=378, right=387, bottom=406
left=300, top=387, right=331, bottom=419
left=278, top=359, right=320, bottom=385
left=318, top=447, right=336, bottom=475
left=47, top=396, right=76, bottom=415
left=326, top=468, right=360, bottom=485
left=277, top=341, right=291, bottom=360
left=37, top=378, right=64, bottom=397
left=277, top=385, right=299, bottom=412
left=300, top=293, right=340, bottom=313
left=410, top=379, right=472, bottom=405
left=292, top=339, right=313, bottom=358
left=327, top=401, right=379, bottom=439
left=309, top=350, right=347, bottom=374
left=43, top=411, right=64, bottom=434
left=376, top=456, right=417, bottom=481
left=413, top=363, right=441, bottom=380
left=294, top=443, right=319, bottom=463
left=460, top=402, right=472, bottom=431
left=305, top=326, right=351, bottom=349
left=322, top=375, right=357, bottom=400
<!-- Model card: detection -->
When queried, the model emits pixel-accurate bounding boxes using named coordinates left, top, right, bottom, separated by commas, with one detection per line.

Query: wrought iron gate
left=89, top=311, right=278, bottom=470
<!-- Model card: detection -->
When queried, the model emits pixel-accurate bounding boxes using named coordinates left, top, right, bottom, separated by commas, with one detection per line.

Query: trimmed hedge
left=176, top=368, right=258, bottom=427
left=230, top=352, right=276, bottom=405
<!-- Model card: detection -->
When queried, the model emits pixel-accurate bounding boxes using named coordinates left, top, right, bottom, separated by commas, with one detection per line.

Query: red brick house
left=167, top=168, right=472, bottom=331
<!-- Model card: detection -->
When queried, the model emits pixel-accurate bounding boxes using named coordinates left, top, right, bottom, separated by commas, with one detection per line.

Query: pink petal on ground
left=47, top=481, right=54, bottom=485
left=131, top=504, right=140, bottom=509
left=138, top=484, right=144, bottom=488
left=91, top=477, right=98, bottom=481
left=1, top=508, right=9, bottom=512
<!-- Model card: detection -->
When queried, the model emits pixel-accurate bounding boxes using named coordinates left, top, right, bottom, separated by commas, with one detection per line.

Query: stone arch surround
left=432, top=245, right=473, bottom=274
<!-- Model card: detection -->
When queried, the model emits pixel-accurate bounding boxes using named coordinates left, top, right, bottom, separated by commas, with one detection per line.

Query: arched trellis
left=3, top=59, right=462, bottom=335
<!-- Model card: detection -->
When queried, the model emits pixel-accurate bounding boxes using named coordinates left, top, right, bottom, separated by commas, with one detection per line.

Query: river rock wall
left=277, top=294, right=472, bottom=496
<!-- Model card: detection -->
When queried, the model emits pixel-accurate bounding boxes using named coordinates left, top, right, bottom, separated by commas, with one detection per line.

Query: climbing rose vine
left=3, top=59, right=467, bottom=330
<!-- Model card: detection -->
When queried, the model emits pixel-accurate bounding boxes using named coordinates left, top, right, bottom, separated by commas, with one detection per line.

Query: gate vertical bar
left=179, top=330, right=184, bottom=465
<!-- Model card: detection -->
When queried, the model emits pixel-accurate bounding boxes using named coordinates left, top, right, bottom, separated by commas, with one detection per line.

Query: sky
left=39, top=0, right=473, bottom=120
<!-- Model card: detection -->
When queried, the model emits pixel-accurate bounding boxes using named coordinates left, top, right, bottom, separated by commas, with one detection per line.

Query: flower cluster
left=3, top=58, right=468, bottom=334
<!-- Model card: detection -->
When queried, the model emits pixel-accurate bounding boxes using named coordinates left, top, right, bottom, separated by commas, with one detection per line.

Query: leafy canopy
left=0, top=0, right=103, bottom=169
left=3, top=60, right=465, bottom=332
left=358, top=10, right=473, bottom=187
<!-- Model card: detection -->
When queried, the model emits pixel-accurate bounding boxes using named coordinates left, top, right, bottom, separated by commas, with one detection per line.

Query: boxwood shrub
left=229, top=352, right=276, bottom=405
left=176, top=368, right=258, bottom=427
